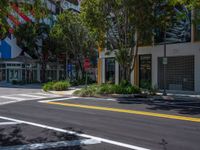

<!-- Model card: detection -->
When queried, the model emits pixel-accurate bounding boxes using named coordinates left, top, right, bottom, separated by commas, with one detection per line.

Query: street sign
left=163, top=57, right=168, bottom=65
left=84, top=58, right=90, bottom=70
left=67, top=64, right=73, bottom=72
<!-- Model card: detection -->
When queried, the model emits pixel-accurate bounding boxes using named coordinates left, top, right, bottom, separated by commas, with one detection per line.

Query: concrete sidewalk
left=155, top=92, right=200, bottom=101
left=49, top=86, right=83, bottom=96
left=49, top=89, right=200, bottom=101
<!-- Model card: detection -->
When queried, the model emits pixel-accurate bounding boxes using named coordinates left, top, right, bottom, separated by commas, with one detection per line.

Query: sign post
left=84, top=58, right=90, bottom=88
left=67, top=64, right=72, bottom=80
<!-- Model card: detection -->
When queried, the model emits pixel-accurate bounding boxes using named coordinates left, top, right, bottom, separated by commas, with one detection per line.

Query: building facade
left=98, top=9, right=200, bottom=93
left=0, top=0, right=80, bottom=83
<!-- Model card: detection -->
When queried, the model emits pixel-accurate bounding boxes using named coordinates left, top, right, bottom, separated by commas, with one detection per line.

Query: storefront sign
left=163, top=57, right=168, bottom=65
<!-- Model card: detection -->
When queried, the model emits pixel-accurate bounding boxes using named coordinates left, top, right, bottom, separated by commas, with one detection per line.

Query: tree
left=81, top=0, right=155, bottom=82
left=170, top=0, right=200, bottom=9
left=0, top=0, right=10, bottom=39
left=81, top=0, right=196, bottom=83
left=14, top=21, right=53, bottom=82
left=50, top=10, right=97, bottom=80
left=0, top=0, right=49, bottom=39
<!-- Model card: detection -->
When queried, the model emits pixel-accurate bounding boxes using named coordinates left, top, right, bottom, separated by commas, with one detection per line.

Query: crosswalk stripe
left=34, top=92, right=59, bottom=97
left=18, top=94, right=46, bottom=99
left=0, top=96, right=26, bottom=101
left=0, top=92, right=62, bottom=106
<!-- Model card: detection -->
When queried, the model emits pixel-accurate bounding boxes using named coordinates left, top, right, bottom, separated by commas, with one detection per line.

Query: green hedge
left=43, top=81, right=70, bottom=91
left=73, top=83, right=141, bottom=97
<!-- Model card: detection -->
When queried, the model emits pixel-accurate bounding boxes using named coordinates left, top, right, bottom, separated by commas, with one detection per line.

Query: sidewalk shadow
left=0, top=83, right=42, bottom=89
left=117, top=98, right=200, bottom=115
left=0, top=125, right=85, bottom=150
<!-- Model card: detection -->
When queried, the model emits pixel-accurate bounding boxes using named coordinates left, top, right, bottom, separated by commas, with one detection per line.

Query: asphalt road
left=0, top=94, right=200, bottom=150
left=0, top=84, right=42, bottom=95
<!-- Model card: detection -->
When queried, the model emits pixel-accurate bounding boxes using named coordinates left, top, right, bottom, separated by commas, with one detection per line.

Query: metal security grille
left=158, top=56, right=194, bottom=91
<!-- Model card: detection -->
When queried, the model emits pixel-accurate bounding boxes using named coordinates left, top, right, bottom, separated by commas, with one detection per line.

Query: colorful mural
left=194, top=9, right=200, bottom=42
left=0, top=0, right=78, bottom=59
left=0, top=41, right=11, bottom=59
left=61, top=0, right=81, bottom=12
left=155, top=5, right=191, bottom=44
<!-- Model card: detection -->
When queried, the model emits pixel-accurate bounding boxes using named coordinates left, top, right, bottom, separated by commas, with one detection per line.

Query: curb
left=43, top=90, right=200, bottom=102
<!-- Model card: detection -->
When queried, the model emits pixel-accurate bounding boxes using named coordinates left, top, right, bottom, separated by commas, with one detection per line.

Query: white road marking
left=0, top=116, right=150, bottom=150
left=39, top=96, right=116, bottom=103
left=80, top=97, right=117, bottom=101
left=0, top=96, right=26, bottom=101
left=0, top=139, right=100, bottom=150
left=34, top=92, right=59, bottom=97
left=0, top=93, right=62, bottom=106
left=0, top=122, right=21, bottom=126
left=39, top=97, right=78, bottom=103
left=18, top=94, right=46, bottom=99
left=0, top=101, right=18, bottom=105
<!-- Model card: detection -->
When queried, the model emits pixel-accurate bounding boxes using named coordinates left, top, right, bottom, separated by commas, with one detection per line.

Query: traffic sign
left=67, top=64, right=73, bottom=72
left=84, top=58, right=90, bottom=70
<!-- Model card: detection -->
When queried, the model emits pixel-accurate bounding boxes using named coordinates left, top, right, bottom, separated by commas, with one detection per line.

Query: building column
left=132, top=56, right=139, bottom=86
left=115, top=61, right=119, bottom=84
left=152, top=54, right=158, bottom=88
left=37, top=64, right=41, bottom=82
left=195, top=51, right=200, bottom=93
left=57, top=63, right=59, bottom=81
left=102, top=58, right=105, bottom=83
left=97, top=58, right=102, bottom=84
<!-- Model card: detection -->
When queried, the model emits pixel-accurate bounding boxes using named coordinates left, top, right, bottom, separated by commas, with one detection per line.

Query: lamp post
left=163, top=26, right=167, bottom=96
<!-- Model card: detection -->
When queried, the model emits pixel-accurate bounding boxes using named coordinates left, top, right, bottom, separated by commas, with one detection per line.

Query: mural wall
left=194, top=9, right=200, bottom=42
left=155, top=5, right=191, bottom=44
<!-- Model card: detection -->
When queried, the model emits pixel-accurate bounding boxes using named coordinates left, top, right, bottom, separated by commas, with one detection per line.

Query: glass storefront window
left=139, top=55, right=152, bottom=89
left=105, top=58, right=115, bottom=83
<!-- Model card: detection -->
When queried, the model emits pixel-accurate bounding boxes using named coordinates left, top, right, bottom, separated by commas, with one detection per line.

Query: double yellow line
left=47, top=101, right=200, bottom=123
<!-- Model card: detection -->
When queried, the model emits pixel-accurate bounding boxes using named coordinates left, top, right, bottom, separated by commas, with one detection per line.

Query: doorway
left=139, top=55, right=152, bottom=89
left=8, top=69, right=22, bottom=82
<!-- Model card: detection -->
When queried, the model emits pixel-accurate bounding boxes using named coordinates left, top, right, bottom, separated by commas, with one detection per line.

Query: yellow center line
left=47, top=101, right=200, bottom=123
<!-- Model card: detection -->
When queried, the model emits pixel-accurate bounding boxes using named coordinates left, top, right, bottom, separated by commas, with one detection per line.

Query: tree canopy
left=0, top=0, right=50, bottom=39
left=81, top=0, right=199, bottom=82
left=50, top=10, right=97, bottom=79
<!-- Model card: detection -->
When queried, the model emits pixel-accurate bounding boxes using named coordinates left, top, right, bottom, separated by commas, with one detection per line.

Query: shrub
left=52, top=81, right=70, bottom=91
left=12, top=80, right=17, bottom=85
left=43, top=81, right=70, bottom=91
left=73, top=83, right=141, bottom=96
left=43, top=82, right=55, bottom=91
left=70, top=77, right=96, bottom=86
left=119, top=80, right=132, bottom=87
left=11, top=80, right=25, bottom=85
left=74, top=84, right=98, bottom=97
left=148, top=85, right=158, bottom=95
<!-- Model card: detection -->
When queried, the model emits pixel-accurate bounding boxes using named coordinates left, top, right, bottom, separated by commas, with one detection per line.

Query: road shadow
left=0, top=125, right=86, bottom=150
left=117, top=98, right=200, bottom=115
left=0, top=83, right=42, bottom=90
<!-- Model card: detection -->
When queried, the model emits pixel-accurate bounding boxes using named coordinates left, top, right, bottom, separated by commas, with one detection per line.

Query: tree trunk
left=78, top=59, right=85, bottom=80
